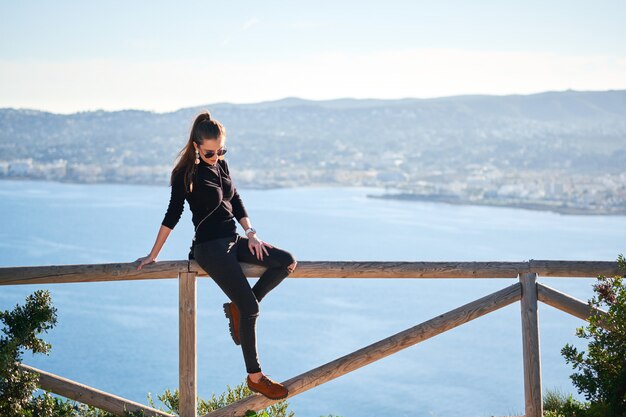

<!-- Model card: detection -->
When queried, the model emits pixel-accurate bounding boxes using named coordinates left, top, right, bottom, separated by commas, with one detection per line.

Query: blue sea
left=0, top=179, right=624, bottom=417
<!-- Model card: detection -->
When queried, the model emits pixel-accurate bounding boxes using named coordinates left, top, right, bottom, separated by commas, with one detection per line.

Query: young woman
left=136, top=111, right=297, bottom=400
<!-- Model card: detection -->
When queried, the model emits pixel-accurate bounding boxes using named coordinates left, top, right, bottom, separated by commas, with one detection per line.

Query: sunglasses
left=202, top=147, right=227, bottom=158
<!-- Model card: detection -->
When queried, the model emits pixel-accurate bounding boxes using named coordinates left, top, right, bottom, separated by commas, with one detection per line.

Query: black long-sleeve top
left=161, top=158, right=248, bottom=244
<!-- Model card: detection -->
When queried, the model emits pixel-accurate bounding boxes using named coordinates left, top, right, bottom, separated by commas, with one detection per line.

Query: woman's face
left=195, top=136, right=226, bottom=166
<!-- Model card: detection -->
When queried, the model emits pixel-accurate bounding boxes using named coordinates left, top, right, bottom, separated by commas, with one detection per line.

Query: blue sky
left=1, top=0, right=625, bottom=113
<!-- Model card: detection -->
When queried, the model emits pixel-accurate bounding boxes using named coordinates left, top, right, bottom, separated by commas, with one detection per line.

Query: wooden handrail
left=0, top=260, right=189, bottom=285
left=529, top=259, right=621, bottom=277
left=0, top=260, right=620, bottom=285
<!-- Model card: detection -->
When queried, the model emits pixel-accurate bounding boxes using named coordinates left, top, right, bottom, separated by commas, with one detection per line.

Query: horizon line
left=2, top=87, right=625, bottom=116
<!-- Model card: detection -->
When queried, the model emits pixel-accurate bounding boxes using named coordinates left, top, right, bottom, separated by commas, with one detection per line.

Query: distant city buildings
left=1, top=157, right=624, bottom=215
left=1, top=91, right=624, bottom=215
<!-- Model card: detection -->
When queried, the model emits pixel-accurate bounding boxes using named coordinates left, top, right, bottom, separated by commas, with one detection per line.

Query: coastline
left=2, top=177, right=624, bottom=217
left=367, top=192, right=626, bottom=216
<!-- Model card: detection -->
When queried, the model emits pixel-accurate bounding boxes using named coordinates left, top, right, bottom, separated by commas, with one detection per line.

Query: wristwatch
left=244, top=227, right=257, bottom=236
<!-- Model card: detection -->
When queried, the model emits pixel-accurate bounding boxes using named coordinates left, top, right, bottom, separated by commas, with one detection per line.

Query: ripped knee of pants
left=287, top=260, right=298, bottom=274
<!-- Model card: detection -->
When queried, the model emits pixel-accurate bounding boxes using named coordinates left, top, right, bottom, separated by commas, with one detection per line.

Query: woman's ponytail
left=170, top=111, right=226, bottom=193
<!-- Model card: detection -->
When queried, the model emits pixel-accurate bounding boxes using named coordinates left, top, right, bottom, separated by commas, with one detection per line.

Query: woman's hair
left=170, top=110, right=227, bottom=193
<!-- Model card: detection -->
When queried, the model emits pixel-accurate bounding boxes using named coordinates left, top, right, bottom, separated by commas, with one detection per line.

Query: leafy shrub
left=0, top=289, right=58, bottom=416
left=543, top=387, right=591, bottom=417
left=148, top=383, right=295, bottom=417
left=558, top=253, right=626, bottom=417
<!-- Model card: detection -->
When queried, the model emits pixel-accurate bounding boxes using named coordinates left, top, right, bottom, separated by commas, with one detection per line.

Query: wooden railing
left=0, top=260, right=619, bottom=417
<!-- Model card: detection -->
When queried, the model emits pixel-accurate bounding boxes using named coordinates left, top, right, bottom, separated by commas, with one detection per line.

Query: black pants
left=193, top=234, right=296, bottom=373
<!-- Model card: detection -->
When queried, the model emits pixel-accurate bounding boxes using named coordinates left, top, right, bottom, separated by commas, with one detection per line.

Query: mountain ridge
left=3, top=89, right=625, bottom=119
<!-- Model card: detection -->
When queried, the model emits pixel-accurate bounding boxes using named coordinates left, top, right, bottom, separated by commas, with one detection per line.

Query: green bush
left=148, top=384, right=295, bottom=417
left=543, top=387, right=592, bottom=417
left=558, top=253, right=626, bottom=417
left=0, top=289, right=58, bottom=416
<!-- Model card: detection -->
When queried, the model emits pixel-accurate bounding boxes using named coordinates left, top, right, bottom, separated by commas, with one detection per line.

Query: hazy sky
left=1, top=0, right=625, bottom=113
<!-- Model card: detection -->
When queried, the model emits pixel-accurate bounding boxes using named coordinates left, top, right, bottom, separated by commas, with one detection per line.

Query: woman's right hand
left=136, top=254, right=156, bottom=270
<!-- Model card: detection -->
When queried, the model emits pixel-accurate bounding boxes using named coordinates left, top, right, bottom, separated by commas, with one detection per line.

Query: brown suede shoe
left=223, top=302, right=240, bottom=345
left=247, top=374, right=289, bottom=400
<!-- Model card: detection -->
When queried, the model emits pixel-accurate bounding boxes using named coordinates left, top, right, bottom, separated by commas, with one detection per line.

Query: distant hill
left=1, top=89, right=625, bottom=175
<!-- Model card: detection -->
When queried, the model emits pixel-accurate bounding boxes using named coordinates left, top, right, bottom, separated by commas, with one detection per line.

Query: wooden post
left=179, top=272, right=197, bottom=417
left=520, top=272, right=543, bottom=417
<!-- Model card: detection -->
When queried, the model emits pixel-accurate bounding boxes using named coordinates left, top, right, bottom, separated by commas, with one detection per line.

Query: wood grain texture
left=537, top=283, right=609, bottom=326
left=192, top=260, right=529, bottom=278
left=1, top=260, right=619, bottom=285
left=0, top=261, right=189, bottom=285
left=18, top=363, right=174, bottom=417
left=529, top=259, right=621, bottom=277
left=179, top=272, right=197, bottom=417
left=520, top=273, right=543, bottom=417
left=201, top=282, right=522, bottom=417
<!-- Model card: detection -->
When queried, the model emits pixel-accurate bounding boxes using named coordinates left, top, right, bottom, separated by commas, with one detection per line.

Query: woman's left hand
left=247, top=234, right=273, bottom=261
